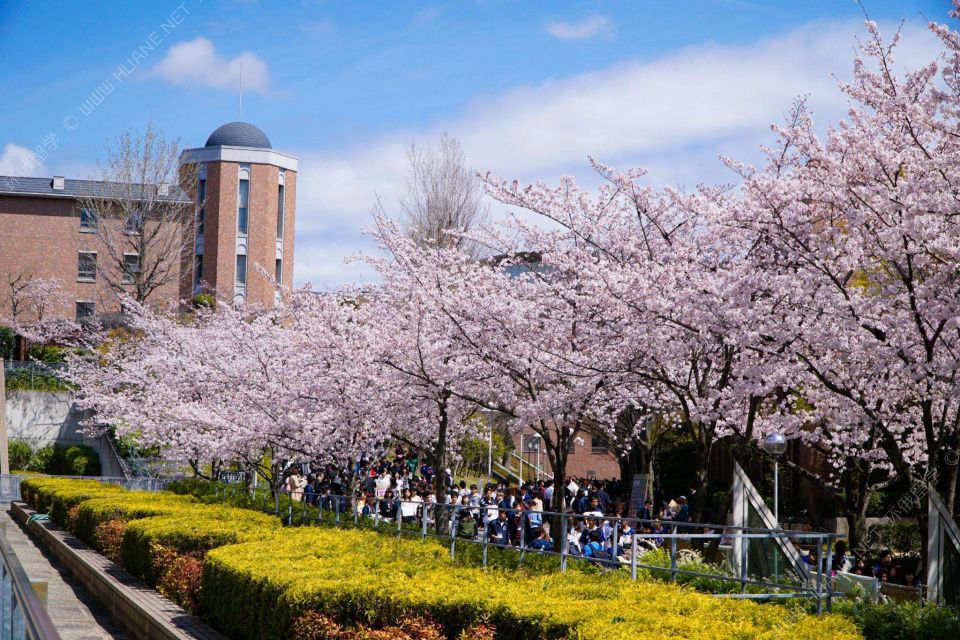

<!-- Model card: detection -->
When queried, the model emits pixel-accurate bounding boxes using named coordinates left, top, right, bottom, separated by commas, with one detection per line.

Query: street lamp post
left=761, top=432, right=788, bottom=526
left=487, top=420, right=493, bottom=487
left=480, top=407, right=498, bottom=488
left=762, top=432, right=788, bottom=585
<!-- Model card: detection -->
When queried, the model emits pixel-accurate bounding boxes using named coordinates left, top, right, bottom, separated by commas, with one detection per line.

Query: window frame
left=79, top=208, right=97, bottom=232
left=237, top=177, right=249, bottom=236
left=75, top=300, right=95, bottom=322
left=277, top=183, right=285, bottom=240
left=77, top=251, right=97, bottom=282
left=122, top=253, right=140, bottom=285
left=235, top=254, right=247, bottom=286
left=590, top=435, right=609, bottom=455
left=197, top=178, right=206, bottom=235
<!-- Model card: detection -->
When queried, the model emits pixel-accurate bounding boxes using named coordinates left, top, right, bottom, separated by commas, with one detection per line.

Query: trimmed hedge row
left=203, top=527, right=858, bottom=640
left=21, top=478, right=861, bottom=640
left=20, top=478, right=280, bottom=611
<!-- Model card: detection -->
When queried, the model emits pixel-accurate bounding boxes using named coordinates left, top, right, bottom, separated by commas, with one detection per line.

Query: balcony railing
left=0, top=523, right=60, bottom=639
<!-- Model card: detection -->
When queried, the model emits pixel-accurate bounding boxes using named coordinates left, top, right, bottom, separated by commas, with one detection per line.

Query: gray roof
left=0, top=175, right=191, bottom=203
left=205, top=121, right=272, bottom=149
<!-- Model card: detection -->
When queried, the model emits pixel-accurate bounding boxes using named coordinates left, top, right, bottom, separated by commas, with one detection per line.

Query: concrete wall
left=4, top=390, right=122, bottom=476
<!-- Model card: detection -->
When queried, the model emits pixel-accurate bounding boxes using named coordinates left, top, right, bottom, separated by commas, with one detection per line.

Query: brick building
left=512, top=427, right=620, bottom=483
left=0, top=121, right=296, bottom=323
left=179, top=121, right=296, bottom=307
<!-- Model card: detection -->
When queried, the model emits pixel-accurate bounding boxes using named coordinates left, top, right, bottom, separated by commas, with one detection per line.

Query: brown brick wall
left=282, top=170, right=296, bottom=290
left=183, top=161, right=295, bottom=306
left=245, top=163, right=278, bottom=307
left=0, top=195, right=181, bottom=322
left=511, top=428, right=620, bottom=483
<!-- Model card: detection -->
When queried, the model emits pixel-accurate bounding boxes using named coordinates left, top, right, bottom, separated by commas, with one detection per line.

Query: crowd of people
left=836, top=545, right=921, bottom=588
left=276, top=447, right=925, bottom=587
left=277, top=445, right=704, bottom=563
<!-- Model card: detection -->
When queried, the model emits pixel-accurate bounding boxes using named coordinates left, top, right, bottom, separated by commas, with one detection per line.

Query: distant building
left=512, top=426, right=620, bottom=483
left=180, top=121, right=296, bottom=307
left=0, top=121, right=296, bottom=323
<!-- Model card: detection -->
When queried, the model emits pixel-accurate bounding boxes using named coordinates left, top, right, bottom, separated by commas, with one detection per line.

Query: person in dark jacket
left=675, top=496, right=690, bottom=523
left=529, top=527, right=553, bottom=551
left=573, top=489, right=589, bottom=514
left=379, top=489, right=399, bottom=521
left=488, top=510, right=511, bottom=546
left=639, top=499, right=654, bottom=522
left=594, top=482, right=612, bottom=514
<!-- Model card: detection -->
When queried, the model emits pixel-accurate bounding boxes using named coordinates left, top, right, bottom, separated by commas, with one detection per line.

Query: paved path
left=1, top=507, right=127, bottom=640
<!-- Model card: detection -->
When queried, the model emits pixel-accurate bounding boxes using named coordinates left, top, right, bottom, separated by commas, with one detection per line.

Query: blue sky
left=0, top=0, right=951, bottom=286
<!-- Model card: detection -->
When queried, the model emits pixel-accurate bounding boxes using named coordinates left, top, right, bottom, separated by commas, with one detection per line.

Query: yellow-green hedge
left=21, top=478, right=861, bottom=640
left=204, top=527, right=860, bottom=640
left=19, top=477, right=279, bottom=588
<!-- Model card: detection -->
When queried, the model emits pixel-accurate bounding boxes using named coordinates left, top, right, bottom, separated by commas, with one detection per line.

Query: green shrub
left=21, top=477, right=277, bottom=587
left=27, top=344, right=80, bottom=363
left=26, top=445, right=55, bottom=474
left=0, top=326, right=14, bottom=360
left=21, top=478, right=861, bottom=640
left=23, top=444, right=100, bottom=476
left=866, top=522, right=923, bottom=555
left=7, top=440, right=33, bottom=470
left=203, top=528, right=859, bottom=640
left=853, top=600, right=960, bottom=640
left=191, top=293, right=216, bottom=309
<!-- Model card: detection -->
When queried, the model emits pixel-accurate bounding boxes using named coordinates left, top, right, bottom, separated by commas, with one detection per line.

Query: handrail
left=211, top=484, right=839, bottom=612
left=507, top=451, right=553, bottom=480
left=0, top=524, right=61, bottom=639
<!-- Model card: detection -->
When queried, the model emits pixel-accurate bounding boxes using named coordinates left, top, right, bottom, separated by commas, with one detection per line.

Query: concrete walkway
left=1, top=508, right=127, bottom=640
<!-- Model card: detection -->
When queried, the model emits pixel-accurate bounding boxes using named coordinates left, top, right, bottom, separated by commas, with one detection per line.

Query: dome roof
left=205, top=122, right=272, bottom=149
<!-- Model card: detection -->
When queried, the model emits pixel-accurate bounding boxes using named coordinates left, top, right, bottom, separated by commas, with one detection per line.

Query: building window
left=194, top=255, right=203, bottom=292
left=590, top=435, right=609, bottom=454
left=124, top=212, right=141, bottom=235
left=277, top=184, right=285, bottom=239
left=75, top=301, right=95, bottom=322
left=122, top=254, right=139, bottom=284
left=236, top=254, right=247, bottom=285
left=79, top=208, right=97, bottom=232
left=524, top=435, right=541, bottom=453
left=275, top=259, right=282, bottom=284
left=197, top=179, right=206, bottom=235
left=77, top=251, right=97, bottom=281
left=238, top=178, right=249, bottom=236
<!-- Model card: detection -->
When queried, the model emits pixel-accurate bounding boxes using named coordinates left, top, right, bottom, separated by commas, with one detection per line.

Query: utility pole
left=0, top=359, right=8, bottom=475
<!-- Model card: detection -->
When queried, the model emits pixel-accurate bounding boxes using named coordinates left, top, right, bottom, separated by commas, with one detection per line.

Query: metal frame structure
left=212, top=483, right=838, bottom=611
left=926, top=483, right=960, bottom=605
left=730, top=462, right=813, bottom=585
left=0, top=524, right=60, bottom=639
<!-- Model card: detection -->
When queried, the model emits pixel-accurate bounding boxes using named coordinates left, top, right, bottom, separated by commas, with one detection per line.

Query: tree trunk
left=618, top=440, right=648, bottom=499
left=432, top=394, right=451, bottom=534
left=841, top=456, right=871, bottom=555
left=690, top=429, right=713, bottom=524
left=546, top=439, right=568, bottom=550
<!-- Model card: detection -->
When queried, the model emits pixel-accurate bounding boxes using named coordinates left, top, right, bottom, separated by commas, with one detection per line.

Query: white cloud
left=0, top=143, right=42, bottom=176
left=149, top=37, right=270, bottom=94
left=546, top=15, right=611, bottom=40
left=292, top=19, right=942, bottom=287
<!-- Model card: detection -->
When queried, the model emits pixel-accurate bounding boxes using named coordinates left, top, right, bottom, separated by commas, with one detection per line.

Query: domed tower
left=179, top=122, right=296, bottom=306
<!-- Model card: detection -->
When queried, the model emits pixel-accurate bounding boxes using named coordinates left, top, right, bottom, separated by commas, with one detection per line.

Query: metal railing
left=213, top=485, right=840, bottom=613
left=2, top=362, right=68, bottom=391
left=4, top=475, right=840, bottom=612
left=0, top=475, right=173, bottom=503
left=0, top=523, right=60, bottom=639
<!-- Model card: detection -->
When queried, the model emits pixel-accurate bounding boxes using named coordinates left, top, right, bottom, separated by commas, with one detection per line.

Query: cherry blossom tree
left=476, top=161, right=799, bottom=522
left=1, top=275, right=85, bottom=352
left=730, top=13, right=960, bottom=517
